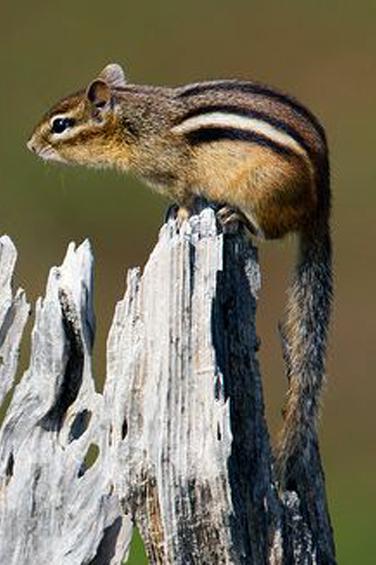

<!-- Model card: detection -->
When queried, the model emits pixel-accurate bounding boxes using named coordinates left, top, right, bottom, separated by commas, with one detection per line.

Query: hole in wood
left=39, top=289, right=85, bottom=432
left=78, top=443, right=100, bottom=478
left=68, top=409, right=92, bottom=442
left=86, top=516, right=123, bottom=565
left=5, top=453, right=14, bottom=480
left=121, top=416, right=128, bottom=440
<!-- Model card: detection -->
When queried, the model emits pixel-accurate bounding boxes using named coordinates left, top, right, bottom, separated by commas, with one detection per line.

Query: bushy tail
left=276, top=217, right=332, bottom=489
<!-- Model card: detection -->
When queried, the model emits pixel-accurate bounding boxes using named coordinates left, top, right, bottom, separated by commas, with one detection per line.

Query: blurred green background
left=1, top=0, right=375, bottom=562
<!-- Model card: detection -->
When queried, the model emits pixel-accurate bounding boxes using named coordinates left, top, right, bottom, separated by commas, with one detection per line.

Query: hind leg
left=219, top=148, right=316, bottom=239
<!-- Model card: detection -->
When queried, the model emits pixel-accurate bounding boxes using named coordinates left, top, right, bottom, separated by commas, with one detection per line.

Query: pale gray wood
left=105, top=208, right=283, bottom=564
left=0, top=207, right=335, bottom=564
left=0, top=240, right=132, bottom=565
left=0, top=236, right=29, bottom=404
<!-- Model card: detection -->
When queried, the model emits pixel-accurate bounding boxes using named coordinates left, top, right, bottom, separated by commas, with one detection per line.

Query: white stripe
left=172, top=112, right=306, bottom=156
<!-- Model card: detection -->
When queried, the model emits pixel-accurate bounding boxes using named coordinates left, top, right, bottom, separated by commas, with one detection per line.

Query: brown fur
left=27, top=64, right=332, bottom=494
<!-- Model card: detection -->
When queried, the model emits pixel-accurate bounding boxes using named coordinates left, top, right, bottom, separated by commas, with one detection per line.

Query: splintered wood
left=0, top=209, right=335, bottom=564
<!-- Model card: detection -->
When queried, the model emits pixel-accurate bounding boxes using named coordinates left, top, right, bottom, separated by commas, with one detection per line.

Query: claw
left=216, top=206, right=242, bottom=234
left=216, top=206, right=264, bottom=238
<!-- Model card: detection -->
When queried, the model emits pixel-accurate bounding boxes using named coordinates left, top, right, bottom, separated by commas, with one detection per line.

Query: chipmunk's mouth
left=27, top=138, right=67, bottom=164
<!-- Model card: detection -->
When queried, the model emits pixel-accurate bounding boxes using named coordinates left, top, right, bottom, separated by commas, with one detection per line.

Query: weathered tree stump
left=0, top=208, right=335, bottom=564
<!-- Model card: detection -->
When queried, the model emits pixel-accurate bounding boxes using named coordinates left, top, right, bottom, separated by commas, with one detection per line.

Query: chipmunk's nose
left=27, top=138, right=37, bottom=153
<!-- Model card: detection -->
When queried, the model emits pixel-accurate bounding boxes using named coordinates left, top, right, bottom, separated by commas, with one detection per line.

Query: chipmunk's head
left=27, top=63, right=132, bottom=169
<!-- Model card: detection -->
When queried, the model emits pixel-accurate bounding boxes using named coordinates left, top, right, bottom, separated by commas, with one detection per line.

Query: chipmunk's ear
left=86, top=79, right=112, bottom=110
left=98, top=63, right=127, bottom=88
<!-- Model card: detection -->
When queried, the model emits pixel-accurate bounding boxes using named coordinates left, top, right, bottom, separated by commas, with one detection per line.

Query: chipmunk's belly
left=192, top=142, right=315, bottom=238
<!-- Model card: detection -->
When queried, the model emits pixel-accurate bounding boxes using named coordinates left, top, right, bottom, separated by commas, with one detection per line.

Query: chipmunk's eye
left=51, top=117, right=76, bottom=134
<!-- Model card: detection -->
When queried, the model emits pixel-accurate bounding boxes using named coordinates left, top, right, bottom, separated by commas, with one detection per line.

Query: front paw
left=164, top=203, right=192, bottom=229
left=164, top=203, right=179, bottom=222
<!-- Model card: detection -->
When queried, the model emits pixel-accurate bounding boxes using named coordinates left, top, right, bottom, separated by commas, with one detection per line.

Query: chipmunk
left=27, top=63, right=332, bottom=492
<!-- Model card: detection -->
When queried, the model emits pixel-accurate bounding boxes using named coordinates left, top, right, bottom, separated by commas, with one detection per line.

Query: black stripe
left=120, top=115, right=139, bottom=138
left=176, top=81, right=326, bottom=143
left=176, top=104, right=313, bottom=158
left=185, top=127, right=296, bottom=157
